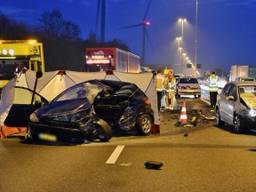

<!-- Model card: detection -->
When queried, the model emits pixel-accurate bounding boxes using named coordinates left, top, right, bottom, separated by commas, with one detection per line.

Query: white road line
left=105, top=145, right=125, bottom=164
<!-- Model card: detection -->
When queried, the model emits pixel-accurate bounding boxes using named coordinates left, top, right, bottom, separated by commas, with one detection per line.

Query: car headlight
left=30, top=112, right=39, bottom=123
left=248, top=109, right=256, bottom=117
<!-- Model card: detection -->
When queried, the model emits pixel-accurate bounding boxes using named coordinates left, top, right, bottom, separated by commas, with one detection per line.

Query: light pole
left=194, top=0, right=199, bottom=69
left=178, top=18, right=187, bottom=41
left=178, top=18, right=187, bottom=70
left=176, top=37, right=182, bottom=65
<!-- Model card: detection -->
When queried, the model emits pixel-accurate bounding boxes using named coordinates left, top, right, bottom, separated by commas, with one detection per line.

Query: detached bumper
left=28, top=122, right=85, bottom=143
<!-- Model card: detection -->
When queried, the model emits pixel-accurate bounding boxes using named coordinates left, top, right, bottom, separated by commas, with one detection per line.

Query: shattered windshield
left=53, top=82, right=103, bottom=104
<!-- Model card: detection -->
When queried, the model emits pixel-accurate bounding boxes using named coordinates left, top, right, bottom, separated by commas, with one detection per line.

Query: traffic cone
left=179, top=101, right=188, bottom=125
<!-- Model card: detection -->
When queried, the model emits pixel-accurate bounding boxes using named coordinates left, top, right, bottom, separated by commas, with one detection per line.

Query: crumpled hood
left=36, top=98, right=91, bottom=119
left=240, top=93, right=256, bottom=110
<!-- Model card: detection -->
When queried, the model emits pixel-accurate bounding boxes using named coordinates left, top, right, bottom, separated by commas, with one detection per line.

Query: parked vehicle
left=216, top=81, right=256, bottom=132
left=176, top=77, right=201, bottom=98
left=0, top=40, right=45, bottom=90
left=28, top=80, right=154, bottom=143
left=235, top=77, right=255, bottom=82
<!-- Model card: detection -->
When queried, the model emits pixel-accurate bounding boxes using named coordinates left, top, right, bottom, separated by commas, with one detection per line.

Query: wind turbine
left=96, top=0, right=106, bottom=42
left=122, top=0, right=152, bottom=65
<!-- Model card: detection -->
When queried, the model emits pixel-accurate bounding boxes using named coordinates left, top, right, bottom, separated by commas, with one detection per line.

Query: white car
left=176, top=77, right=201, bottom=98
left=216, top=81, right=256, bottom=132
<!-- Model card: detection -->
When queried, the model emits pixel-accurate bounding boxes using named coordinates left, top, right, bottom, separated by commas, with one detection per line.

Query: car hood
left=36, top=98, right=91, bottom=118
left=240, top=93, right=256, bottom=110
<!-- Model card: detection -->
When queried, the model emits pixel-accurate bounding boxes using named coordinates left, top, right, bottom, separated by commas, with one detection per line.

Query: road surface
left=1, top=98, right=256, bottom=192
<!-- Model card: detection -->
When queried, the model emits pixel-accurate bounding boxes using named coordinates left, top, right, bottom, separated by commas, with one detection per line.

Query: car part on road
left=144, top=161, right=163, bottom=170
left=198, top=110, right=216, bottom=121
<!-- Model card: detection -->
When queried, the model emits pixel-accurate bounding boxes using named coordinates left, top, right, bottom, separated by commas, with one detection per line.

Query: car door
left=94, top=94, right=129, bottom=126
left=4, top=86, right=48, bottom=127
left=223, top=84, right=237, bottom=125
left=218, top=84, right=231, bottom=122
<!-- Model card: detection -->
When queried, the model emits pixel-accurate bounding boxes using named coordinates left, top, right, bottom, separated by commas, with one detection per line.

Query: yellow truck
left=0, top=40, right=45, bottom=92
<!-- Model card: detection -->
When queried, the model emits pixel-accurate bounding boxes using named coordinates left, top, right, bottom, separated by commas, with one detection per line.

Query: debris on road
left=119, top=162, right=132, bottom=167
left=144, top=161, right=163, bottom=170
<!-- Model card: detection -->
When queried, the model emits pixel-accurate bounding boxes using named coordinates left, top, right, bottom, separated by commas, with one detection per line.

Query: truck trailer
left=85, top=47, right=141, bottom=73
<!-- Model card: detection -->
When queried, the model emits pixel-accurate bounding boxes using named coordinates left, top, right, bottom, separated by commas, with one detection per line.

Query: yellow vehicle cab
left=0, top=40, right=45, bottom=91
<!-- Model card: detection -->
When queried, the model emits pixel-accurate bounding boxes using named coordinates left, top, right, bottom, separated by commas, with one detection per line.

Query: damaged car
left=216, top=81, right=256, bottom=133
left=28, top=80, right=154, bottom=143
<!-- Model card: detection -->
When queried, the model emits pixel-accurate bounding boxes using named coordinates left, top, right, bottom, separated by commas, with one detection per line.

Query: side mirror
left=34, top=100, right=43, bottom=108
left=226, top=95, right=235, bottom=101
left=36, top=71, right=43, bottom=79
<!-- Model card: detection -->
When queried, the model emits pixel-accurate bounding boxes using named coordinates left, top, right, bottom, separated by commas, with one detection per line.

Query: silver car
left=216, top=81, right=256, bottom=132
left=176, top=77, right=201, bottom=98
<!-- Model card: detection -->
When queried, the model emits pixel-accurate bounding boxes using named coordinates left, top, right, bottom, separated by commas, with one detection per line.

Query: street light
left=176, top=37, right=183, bottom=65
left=178, top=17, right=187, bottom=39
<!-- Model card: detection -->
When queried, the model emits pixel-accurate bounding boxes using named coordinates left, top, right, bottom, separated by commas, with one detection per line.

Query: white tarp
left=0, top=79, right=16, bottom=126
left=14, top=70, right=106, bottom=101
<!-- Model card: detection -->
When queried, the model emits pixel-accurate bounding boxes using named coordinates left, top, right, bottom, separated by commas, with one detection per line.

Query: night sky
left=1, top=0, right=256, bottom=72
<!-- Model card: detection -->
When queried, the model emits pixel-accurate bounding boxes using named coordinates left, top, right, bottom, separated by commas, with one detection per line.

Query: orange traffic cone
left=179, top=101, right=188, bottom=125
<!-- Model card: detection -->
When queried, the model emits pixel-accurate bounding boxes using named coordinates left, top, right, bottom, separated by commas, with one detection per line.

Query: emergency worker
left=156, top=70, right=165, bottom=111
left=208, top=71, right=218, bottom=109
left=164, top=69, right=176, bottom=110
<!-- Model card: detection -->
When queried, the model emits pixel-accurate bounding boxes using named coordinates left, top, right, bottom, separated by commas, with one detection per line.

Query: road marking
left=105, top=145, right=125, bottom=164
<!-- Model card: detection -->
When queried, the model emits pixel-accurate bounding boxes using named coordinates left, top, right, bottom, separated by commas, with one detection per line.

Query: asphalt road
left=1, top=98, right=256, bottom=192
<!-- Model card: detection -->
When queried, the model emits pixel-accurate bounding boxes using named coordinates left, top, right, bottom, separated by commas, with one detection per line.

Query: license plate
left=39, top=133, right=57, bottom=142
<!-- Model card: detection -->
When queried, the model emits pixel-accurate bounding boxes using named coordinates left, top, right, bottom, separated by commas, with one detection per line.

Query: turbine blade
left=120, top=23, right=143, bottom=29
left=143, top=0, right=152, bottom=20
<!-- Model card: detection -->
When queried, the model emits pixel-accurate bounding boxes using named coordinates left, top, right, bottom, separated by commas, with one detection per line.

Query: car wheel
left=233, top=115, right=242, bottom=133
left=216, top=108, right=224, bottom=127
left=136, top=114, right=152, bottom=136
left=95, top=119, right=112, bottom=142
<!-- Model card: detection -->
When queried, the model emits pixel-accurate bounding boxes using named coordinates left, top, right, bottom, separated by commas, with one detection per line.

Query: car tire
left=233, top=115, right=243, bottom=133
left=136, top=114, right=152, bottom=136
left=95, top=119, right=112, bottom=142
left=216, top=108, right=224, bottom=127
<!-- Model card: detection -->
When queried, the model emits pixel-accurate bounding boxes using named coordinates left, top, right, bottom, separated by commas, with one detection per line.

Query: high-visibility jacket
left=156, top=74, right=165, bottom=91
left=209, top=74, right=218, bottom=92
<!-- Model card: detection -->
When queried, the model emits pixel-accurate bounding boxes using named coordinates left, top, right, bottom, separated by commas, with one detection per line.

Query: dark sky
left=1, top=0, right=256, bottom=71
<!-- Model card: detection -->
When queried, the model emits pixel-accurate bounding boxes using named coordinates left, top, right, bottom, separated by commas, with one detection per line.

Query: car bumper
left=178, top=90, right=201, bottom=95
left=241, top=116, right=256, bottom=130
left=28, top=122, right=85, bottom=143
